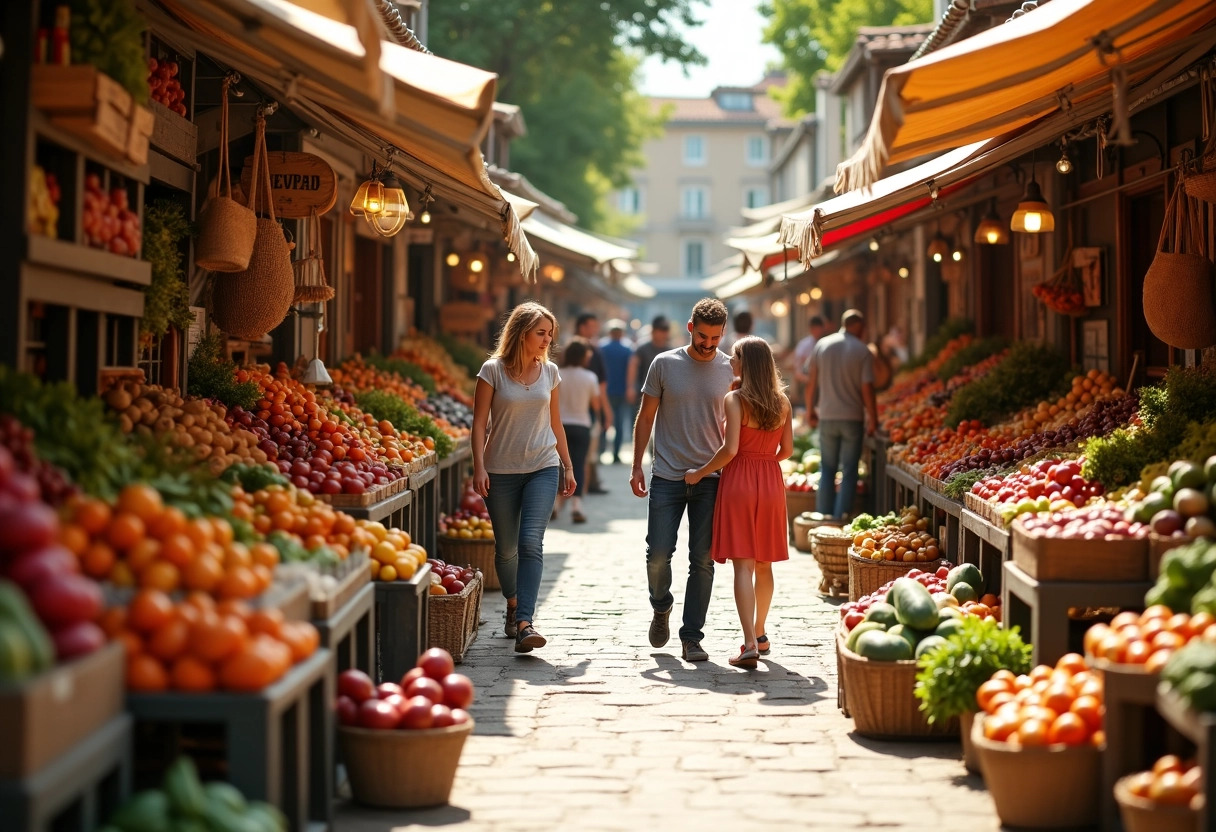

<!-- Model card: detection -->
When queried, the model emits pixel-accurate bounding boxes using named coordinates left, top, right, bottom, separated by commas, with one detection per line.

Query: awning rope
left=373, top=0, right=431, bottom=54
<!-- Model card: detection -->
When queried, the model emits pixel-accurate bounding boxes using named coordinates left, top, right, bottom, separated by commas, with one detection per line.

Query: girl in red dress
left=685, top=336, right=794, bottom=668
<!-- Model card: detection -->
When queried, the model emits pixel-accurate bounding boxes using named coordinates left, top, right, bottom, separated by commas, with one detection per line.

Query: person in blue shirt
left=599, top=319, right=634, bottom=465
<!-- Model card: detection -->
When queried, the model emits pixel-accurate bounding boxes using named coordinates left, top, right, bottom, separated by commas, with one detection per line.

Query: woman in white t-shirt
left=472, top=302, right=577, bottom=653
left=554, top=338, right=603, bottom=525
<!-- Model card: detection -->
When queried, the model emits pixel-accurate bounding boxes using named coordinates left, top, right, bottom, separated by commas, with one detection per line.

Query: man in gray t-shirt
left=631, top=299, right=734, bottom=663
left=806, top=308, right=878, bottom=521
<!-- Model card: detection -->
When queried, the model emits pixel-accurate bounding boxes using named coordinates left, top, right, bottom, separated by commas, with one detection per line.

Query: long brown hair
left=733, top=336, right=786, bottom=431
left=491, top=302, right=558, bottom=375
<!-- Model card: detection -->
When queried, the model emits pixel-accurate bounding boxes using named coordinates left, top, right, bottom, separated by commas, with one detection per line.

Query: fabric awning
left=522, top=212, right=638, bottom=270
left=837, top=0, right=1216, bottom=191
left=620, top=275, right=658, bottom=298
left=150, top=0, right=539, bottom=279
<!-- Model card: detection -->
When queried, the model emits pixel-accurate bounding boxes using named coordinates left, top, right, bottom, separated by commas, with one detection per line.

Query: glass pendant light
left=1010, top=153, right=1055, bottom=233
left=974, top=202, right=1009, bottom=245
left=349, top=162, right=384, bottom=218
left=365, top=172, right=412, bottom=237
left=926, top=233, right=950, bottom=263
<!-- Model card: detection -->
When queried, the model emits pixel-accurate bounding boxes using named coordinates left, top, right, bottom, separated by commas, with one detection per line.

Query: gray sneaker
left=649, top=607, right=672, bottom=648
left=681, top=639, right=709, bottom=662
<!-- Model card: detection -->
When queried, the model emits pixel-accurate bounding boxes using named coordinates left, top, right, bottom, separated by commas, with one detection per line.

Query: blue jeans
left=818, top=419, right=864, bottom=519
left=645, top=475, right=718, bottom=642
left=605, top=395, right=634, bottom=459
left=484, top=467, right=560, bottom=625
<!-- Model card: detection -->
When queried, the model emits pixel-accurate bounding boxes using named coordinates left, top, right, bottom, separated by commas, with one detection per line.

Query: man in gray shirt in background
left=805, top=309, right=878, bottom=521
left=631, top=298, right=734, bottom=663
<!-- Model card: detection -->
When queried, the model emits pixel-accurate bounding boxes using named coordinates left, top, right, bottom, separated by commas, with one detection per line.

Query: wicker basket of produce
left=836, top=628, right=957, bottom=739
left=437, top=535, right=497, bottom=591
left=847, top=547, right=950, bottom=602
left=810, top=528, right=851, bottom=597
left=785, top=489, right=816, bottom=539
left=427, top=573, right=482, bottom=663
left=791, top=514, right=816, bottom=553
left=1114, top=772, right=1200, bottom=832
left=340, top=720, right=474, bottom=808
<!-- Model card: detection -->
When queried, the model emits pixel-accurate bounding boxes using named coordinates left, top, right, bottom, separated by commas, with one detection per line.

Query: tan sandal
left=728, top=645, right=759, bottom=669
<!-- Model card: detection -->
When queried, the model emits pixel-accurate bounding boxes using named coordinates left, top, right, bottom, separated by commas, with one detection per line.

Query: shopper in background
left=684, top=336, right=793, bottom=668
left=719, top=309, right=753, bottom=355
left=791, top=315, right=827, bottom=411
left=631, top=298, right=734, bottom=664
left=472, top=302, right=577, bottom=653
left=804, top=309, right=877, bottom=522
left=554, top=338, right=601, bottom=524
left=574, top=313, right=611, bottom=494
left=599, top=319, right=634, bottom=465
left=627, top=315, right=672, bottom=409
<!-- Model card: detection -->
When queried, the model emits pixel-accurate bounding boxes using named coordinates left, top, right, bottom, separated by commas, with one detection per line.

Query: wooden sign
left=439, top=302, right=495, bottom=336
left=239, top=151, right=337, bottom=217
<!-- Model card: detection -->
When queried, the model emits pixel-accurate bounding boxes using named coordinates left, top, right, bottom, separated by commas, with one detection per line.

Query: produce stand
left=125, top=648, right=335, bottom=832
left=328, top=486, right=413, bottom=534
left=1154, top=686, right=1216, bottom=832
left=375, top=561, right=432, bottom=685
left=410, top=463, right=440, bottom=558
left=888, top=464, right=920, bottom=513
left=313, top=580, right=375, bottom=678
left=920, top=488, right=963, bottom=562
left=0, top=713, right=132, bottom=832
left=960, top=509, right=1010, bottom=596
left=1001, top=561, right=1152, bottom=666
left=864, top=435, right=889, bottom=515
left=438, top=440, right=471, bottom=515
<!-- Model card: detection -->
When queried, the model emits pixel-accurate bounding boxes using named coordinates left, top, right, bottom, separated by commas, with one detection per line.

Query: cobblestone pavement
left=337, top=457, right=1002, bottom=831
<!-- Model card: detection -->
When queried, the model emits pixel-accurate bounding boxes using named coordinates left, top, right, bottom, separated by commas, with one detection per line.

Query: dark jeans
left=818, top=419, right=864, bottom=519
left=645, top=475, right=718, bottom=643
left=484, top=467, right=560, bottom=624
left=562, top=424, right=591, bottom=496
left=601, top=395, right=634, bottom=459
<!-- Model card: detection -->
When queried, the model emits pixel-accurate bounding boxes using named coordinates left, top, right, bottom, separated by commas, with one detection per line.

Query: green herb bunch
left=844, top=511, right=899, bottom=534
left=141, top=200, right=194, bottom=339
left=935, top=337, right=1008, bottom=383
left=364, top=354, right=436, bottom=395
left=356, top=390, right=455, bottom=459
left=187, top=334, right=261, bottom=410
left=70, top=0, right=149, bottom=103
left=902, top=318, right=974, bottom=371
left=944, top=342, right=1071, bottom=428
left=915, top=617, right=1032, bottom=724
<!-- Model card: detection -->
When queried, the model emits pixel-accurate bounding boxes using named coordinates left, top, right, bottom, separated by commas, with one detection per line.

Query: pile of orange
left=976, top=653, right=1105, bottom=748
left=1083, top=606, right=1210, bottom=672
left=61, top=484, right=277, bottom=599
left=330, top=357, right=428, bottom=408
left=361, top=520, right=428, bottom=582
left=231, top=483, right=357, bottom=559
left=322, top=398, right=431, bottom=464
left=103, top=588, right=319, bottom=692
left=1122, top=755, right=1203, bottom=809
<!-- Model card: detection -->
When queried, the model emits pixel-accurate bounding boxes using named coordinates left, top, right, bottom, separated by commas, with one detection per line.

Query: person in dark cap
left=627, top=315, right=672, bottom=410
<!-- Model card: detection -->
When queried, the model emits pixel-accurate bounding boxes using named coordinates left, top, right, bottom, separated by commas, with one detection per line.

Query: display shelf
left=960, top=508, right=1010, bottom=595
left=888, top=464, right=920, bottom=510
left=920, top=488, right=963, bottom=561
left=126, top=648, right=334, bottom=832
left=0, top=713, right=132, bottom=832
left=331, top=486, right=413, bottom=531
left=438, top=442, right=471, bottom=515
left=1155, top=686, right=1216, bottom=832
left=26, top=234, right=151, bottom=286
left=375, top=562, right=431, bottom=685
left=314, top=581, right=375, bottom=678
left=865, top=436, right=889, bottom=515
left=31, top=111, right=150, bottom=185
left=1001, top=561, right=1152, bottom=667
left=411, top=463, right=439, bottom=557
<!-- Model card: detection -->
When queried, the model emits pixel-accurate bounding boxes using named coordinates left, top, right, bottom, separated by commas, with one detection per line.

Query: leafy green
left=934, top=337, right=1007, bottom=382
left=902, top=318, right=974, bottom=371
left=70, top=0, right=149, bottom=103
left=141, top=200, right=194, bottom=339
left=187, top=334, right=260, bottom=410
left=942, top=468, right=995, bottom=500
left=844, top=511, right=898, bottom=533
left=944, top=342, right=1071, bottom=428
left=356, top=390, right=455, bottom=459
left=266, top=530, right=340, bottom=568
left=220, top=463, right=289, bottom=492
left=915, top=617, right=1032, bottom=724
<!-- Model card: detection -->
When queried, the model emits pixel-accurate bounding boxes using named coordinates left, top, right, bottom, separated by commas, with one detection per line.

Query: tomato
left=357, top=698, right=402, bottom=730
left=405, top=676, right=444, bottom=705
left=376, top=682, right=405, bottom=700
left=336, top=695, right=359, bottom=727
left=418, top=647, right=455, bottom=680
left=338, top=669, right=376, bottom=704
left=441, top=673, right=474, bottom=709
left=397, top=695, right=435, bottom=730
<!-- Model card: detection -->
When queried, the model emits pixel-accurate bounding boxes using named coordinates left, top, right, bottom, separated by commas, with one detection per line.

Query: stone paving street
left=337, top=457, right=1004, bottom=831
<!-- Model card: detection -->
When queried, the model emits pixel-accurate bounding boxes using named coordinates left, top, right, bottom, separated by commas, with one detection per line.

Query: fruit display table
left=330, top=486, right=414, bottom=535
left=375, top=561, right=432, bottom=685
left=865, top=436, right=889, bottom=515
left=1154, top=686, right=1216, bottom=832
left=920, top=488, right=963, bottom=562
left=961, top=508, right=1011, bottom=595
left=410, top=463, right=439, bottom=558
left=438, top=441, right=471, bottom=516
left=0, top=713, right=132, bottom=832
left=126, top=648, right=335, bottom=832
left=1001, top=561, right=1152, bottom=666
left=314, top=580, right=375, bottom=678
left=888, top=464, right=920, bottom=513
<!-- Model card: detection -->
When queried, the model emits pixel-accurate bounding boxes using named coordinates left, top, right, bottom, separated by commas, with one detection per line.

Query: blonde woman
left=685, top=336, right=794, bottom=668
left=472, top=302, right=577, bottom=653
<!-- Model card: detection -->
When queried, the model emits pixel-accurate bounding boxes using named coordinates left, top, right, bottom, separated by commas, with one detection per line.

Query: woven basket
left=810, top=529, right=851, bottom=597
left=195, top=78, right=255, bottom=272
left=1143, top=178, right=1216, bottom=350
left=847, top=547, right=950, bottom=602
left=339, top=720, right=473, bottom=808
left=791, top=514, right=816, bottom=553
left=972, top=714, right=1101, bottom=828
left=437, top=535, right=498, bottom=591
left=836, top=629, right=957, bottom=740
left=1185, top=168, right=1216, bottom=204
left=785, top=490, right=816, bottom=540
left=427, top=572, right=482, bottom=663
left=1114, top=774, right=1199, bottom=832
left=212, top=115, right=296, bottom=340
left=293, top=211, right=334, bottom=303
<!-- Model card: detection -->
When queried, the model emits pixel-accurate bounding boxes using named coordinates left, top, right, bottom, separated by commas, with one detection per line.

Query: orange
left=1041, top=685, right=1075, bottom=717
left=1047, top=712, right=1089, bottom=746
left=115, top=629, right=144, bottom=659
left=146, top=505, right=188, bottom=541
left=211, top=517, right=234, bottom=546
left=99, top=606, right=128, bottom=638
left=117, top=484, right=164, bottom=524
left=127, top=589, right=175, bottom=633
left=170, top=656, right=217, bottom=692
left=1054, top=653, right=1087, bottom=676
left=147, top=615, right=191, bottom=661
left=127, top=654, right=169, bottom=692
left=125, top=538, right=162, bottom=574
left=185, top=517, right=216, bottom=549
left=250, top=542, right=280, bottom=569
left=982, top=713, right=1019, bottom=742
left=1070, top=694, right=1104, bottom=733
left=106, top=512, right=146, bottom=551
left=215, top=599, right=252, bottom=619
left=280, top=621, right=319, bottom=662
left=81, top=541, right=117, bottom=579
left=74, top=498, right=113, bottom=536
left=140, top=560, right=181, bottom=593
left=190, top=614, right=248, bottom=663
left=182, top=555, right=224, bottom=593
left=1015, top=718, right=1051, bottom=747
left=217, top=566, right=260, bottom=600
left=250, top=564, right=273, bottom=594
left=219, top=643, right=277, bottom=691
left=109, top=561, right=136, bottom=588
left=59, top=523, right=91, bottom=557
left=222, top=542, right=252, bottom=570
left=159, top=533, right=195, bottom=568
left=246, top=609, right=285, bottom=639
left=975, top=678, right=1012, bottom=713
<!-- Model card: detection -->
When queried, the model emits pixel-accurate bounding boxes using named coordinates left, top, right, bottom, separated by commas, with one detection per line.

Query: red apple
left=440, top=673, right=474, bottom=709
left=397, top=695, right=435, bottom=730
left=430, top=703, right=455, bottom=727
left=400, top=666, right=427, bottom=688
left=336, top=695, right=359, bottom=726
left=417, top=647, right=455, bottom=680
left=376, top=682, right=405, bottom=700
left=357, top=698, right=401, bottom=730
left=338, top=669, right=376, bottom=704
left=405, top=676, right=445, bottom=704
left=449, top=708, right=471, bottom=725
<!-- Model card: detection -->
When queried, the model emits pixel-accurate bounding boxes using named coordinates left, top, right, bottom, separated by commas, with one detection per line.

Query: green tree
left=759, top=0, right=932, bottom=116
left=427, top=0, right=707, bottom=229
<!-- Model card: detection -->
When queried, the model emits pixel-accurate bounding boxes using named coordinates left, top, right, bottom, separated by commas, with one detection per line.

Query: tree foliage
left=427, top=0, right=707, bottom=229
left=759, top=0, right=932, bottom=116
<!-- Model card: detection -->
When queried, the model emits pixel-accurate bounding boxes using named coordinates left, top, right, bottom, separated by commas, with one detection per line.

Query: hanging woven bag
left=1185, top=65, right=1216, bottom=204
left=195, top=78, right=257, bottom=272
left=1142, top=175, right=1216, bottom=350
left=293, top=210, right=334, bottom=303
left=212, top=115, right=296, bottom=340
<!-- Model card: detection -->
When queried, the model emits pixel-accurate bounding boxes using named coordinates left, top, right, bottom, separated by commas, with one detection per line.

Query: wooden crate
left=310, top=558, right=372, bottom=621
left=1011, top=523, right=1148, bottom=582
left=0, top=642, right=124, bottom=779
left=126, top=104, right=155, bottom=166
left=315, top=480, right=396, bottom=508
left=32, top=65, right=133, bottom=162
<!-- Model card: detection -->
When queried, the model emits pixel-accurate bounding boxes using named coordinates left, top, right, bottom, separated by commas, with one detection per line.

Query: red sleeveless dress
left=710, top=423, right=789, bottom=564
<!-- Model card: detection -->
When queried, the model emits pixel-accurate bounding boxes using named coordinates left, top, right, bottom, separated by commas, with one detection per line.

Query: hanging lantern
left=1010, top=177, right=1056, bottom=233
left=974, top=204, right=1009, bottom=245
left=365, top=172, right=411, bottom=237
left=349, top=162, right=384, bottom=218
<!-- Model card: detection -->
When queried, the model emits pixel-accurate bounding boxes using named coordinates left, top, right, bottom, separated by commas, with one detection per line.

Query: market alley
left=336, top=454, right=1002, bottom=832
